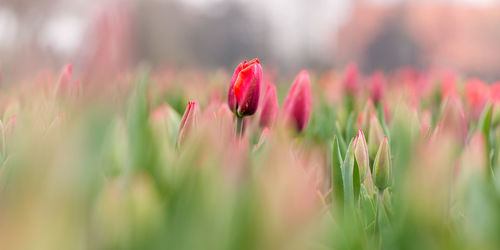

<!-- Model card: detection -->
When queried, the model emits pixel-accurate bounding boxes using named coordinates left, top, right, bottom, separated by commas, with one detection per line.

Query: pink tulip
left=343, top=63, right=359, bottom=95
left=370, top=71, right=385, bottom=104
left=441, top=96, right=467, bottom=142
left=283, top=70, right=312, bottom=132
left=228, top=59, right=262, bottom=117
left=259, top=83, right=279, bottom=127
left=465, top=78, right=489, bottom=117
left=490, top=82, right=500, bottom=103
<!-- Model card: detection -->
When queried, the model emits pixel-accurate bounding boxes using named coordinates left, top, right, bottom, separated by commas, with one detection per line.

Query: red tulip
left=228, top=59, right=262, bottom=117
left=178, top=101, right=199, bottom=145
left=259, top=83, right=279, bottom=127
left=343, top=63, right=359, bottom=95
left=283, top=70, right=312, bottom=132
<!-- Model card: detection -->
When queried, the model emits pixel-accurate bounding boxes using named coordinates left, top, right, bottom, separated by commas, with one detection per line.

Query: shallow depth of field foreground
left=0, top=59, right=499, bottom=250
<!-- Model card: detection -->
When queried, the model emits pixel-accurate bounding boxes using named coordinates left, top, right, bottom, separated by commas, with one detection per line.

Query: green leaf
left=353, top=158, right=361, bottom=203
left=332, top=136, right=344, bottom=212
left=377, top=103, right=390, bottom=141
left=478, top=102, right=492, bottom=137
left=127, top=68, right=157, bottom=175
left=359, top=185, right=376, bottom=230
left=342, top=139, right=356, bottom=213
left=478, top=102, right=493, bottom=172
left=345, top=113, right=355, bottom=143
left=333, top=121, right=347, bottom=156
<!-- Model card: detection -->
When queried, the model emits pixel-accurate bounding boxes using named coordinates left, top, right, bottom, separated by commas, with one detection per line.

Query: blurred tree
left=134, top=1, right=269, bottom=70
left=363, top=11, right=422, bottom=73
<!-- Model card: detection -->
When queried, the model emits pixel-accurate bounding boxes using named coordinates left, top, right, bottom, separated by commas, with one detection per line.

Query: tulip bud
left=282, top=70, right=312, bottom=132
left=343, top=63, right=359, bottom=95
left=373, top=137, right=391, bottom=191
left=177, top=101, right=199, bottom=145
left=441, top=96, right=467, bottom=142
left=370, top=71, right=386, bottom=105
left=465, top=78, right=489, bottom=118
left=368, top=115, right=384, bottom=159
left=491, top=82, right=500, bottom=103
left=227, top=59, right=262, bottom=117
left=354, top=130, right=370, bottom=182
left=358, top=99, right=375, bottom=132
left=440, top=70, right=458, bottom=99
left=259, top=83, right=279, bottom=127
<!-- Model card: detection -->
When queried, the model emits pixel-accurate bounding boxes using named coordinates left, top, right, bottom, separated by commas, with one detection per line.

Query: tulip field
left=1, top=60, right=500, bottom=250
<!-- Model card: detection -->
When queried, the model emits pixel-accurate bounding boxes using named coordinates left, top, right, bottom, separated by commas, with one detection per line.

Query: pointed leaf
left=332, top=136, right=344, bottom=211
left=342, top=139, right=356, bottom=213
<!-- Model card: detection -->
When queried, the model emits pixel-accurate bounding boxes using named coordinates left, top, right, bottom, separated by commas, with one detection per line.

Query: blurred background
left=1, top=0, right=500, bottom=82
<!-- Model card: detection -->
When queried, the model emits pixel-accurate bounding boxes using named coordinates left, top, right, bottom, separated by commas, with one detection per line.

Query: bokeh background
left=1, top=0, right=500, bottom=82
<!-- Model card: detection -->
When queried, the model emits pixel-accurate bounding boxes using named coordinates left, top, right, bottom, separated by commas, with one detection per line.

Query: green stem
left=374, top=189, right=384, bottom=234
left=236, top=116, right=244, bottom=137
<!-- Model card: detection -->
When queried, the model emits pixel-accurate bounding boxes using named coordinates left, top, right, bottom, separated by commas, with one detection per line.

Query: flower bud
left=259, top=83, right=279, bottom=127
left=177, top=101, right=199, bottom=145
left=441, top=96, right=467, bottom=142
left=490, top=82, right=500, bottom=103
left=370, top=71, right=386, bottom=105
left=465, top=78, right=489, bottom=118
left=354, top=130, right=370, bottom=182
left=227, top=59, right=262, bottom=117
left=368, top=115, right=384, bottom=159
left=343, top=63, right=359, bottom=95
left=282, top=70, right=312, bottom=132
left=373, top=137, right=391, bottom=191
left=358, top=99, right=375, bottom=132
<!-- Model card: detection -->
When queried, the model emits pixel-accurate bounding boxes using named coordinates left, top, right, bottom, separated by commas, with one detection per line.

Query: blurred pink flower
left=370, top=71, right=386, bottom=105
left=465, top=78, right=489, bottom=117
left=343, top=63, right=360, bottom=95
left=490, top=82, right=500, bottom=103
left=259, top=83, right=279, bottom=128
left=283, top=70, right=312, bottom=132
